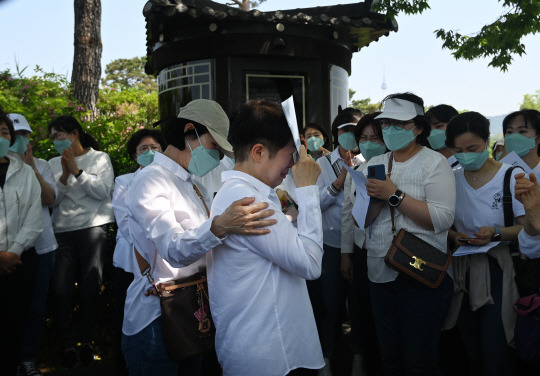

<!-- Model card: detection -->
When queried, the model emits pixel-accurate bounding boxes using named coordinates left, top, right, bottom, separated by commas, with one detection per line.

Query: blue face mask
left=9, top=135, right=30, bottom=155
left=307, top=136, right=325, bottom=152
left=0, top=137, right=10, bottom=158
left=136, top=150, right=156, bottom=167
left=338, top=132, right=357, bottom=151
left=54, top=138, right=72, bottom=155
left=495, top=151, right=503, bottom=161
left=504, top=133, right=537, bottom=157
left=427, top=129, right=447, bottom=150
left=382, top=126, right=416, bottom=151
left=359, top=141, right=386, bottom=162
left=454, top=150, right=490, bottom=171
left=187, top=130, right=220, bottom=177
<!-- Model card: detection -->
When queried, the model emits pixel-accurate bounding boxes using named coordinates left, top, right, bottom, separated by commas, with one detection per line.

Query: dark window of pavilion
left=157, top=59, right=215, bottom=119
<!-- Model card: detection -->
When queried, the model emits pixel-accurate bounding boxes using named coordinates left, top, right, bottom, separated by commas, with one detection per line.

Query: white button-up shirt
left=111, top=170, right=138, bottom=273
left=122, top=152, right=222, bottom=336
left=33, top=157, right=58, bottom=255
left=316, top=147, right=345, bottom=248
left=208, top=170, right=324, bottom=376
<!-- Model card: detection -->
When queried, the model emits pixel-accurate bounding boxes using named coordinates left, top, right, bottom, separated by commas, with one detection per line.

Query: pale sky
left=1, top=0, right=538, bottom=117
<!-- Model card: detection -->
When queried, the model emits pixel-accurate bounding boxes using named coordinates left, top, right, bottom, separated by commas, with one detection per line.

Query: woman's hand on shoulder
left=211, top=197, right=277, bottom=238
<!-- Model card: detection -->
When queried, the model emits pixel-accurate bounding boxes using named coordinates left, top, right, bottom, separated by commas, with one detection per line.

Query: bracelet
left=75, top=169, right=83, bottom=178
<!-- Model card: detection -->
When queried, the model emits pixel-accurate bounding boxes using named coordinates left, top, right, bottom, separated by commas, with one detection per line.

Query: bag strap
left=503, top=166, right=524, bottom=256
left=388, top=153, right=397, bottom=237
left=193, top=184, right=210, bottom=217
left=325, top=153, right=341, bottom=179
left=132, top=184, right=210, bottom=295
left=503, top=166, right=521, bottom=228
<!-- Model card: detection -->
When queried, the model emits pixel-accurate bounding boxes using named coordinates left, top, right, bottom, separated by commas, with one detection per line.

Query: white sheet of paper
left=281, top=96, right=301, bottom=153
left=500, top=151, right=532, bottom=174
left=452, top=241, right=501, bottom=257
left=345, top=166, right=369, bottom=229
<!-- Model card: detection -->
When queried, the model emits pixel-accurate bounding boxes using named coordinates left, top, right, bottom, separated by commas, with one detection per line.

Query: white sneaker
left=17, top=361, right=43, bottom=376
left=351, top=353, right=367, bottom=376
left=318, top=357, right=332, bottom=376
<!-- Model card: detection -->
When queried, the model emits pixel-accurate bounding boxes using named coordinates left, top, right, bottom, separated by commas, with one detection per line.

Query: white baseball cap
left=375, top=98, right=424, bottom=121
left=337, top=122, right=357, bottom=129
left=178, top=99, right=233, bottom=158
left=7, top=113, right=33, bottom=133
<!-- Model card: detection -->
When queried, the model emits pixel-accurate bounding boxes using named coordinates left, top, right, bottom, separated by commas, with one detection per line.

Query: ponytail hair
left=48, top=115, right=100, bottom=151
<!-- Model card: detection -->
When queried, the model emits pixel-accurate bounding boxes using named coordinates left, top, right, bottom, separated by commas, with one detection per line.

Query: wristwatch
left=491, top=227, right=502, bottom=241
left=388, top=189, right=405, bottom=208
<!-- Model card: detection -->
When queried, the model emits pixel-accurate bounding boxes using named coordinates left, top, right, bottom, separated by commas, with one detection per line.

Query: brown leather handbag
left=134, top=249, right=215, bottom=361
left=155, top=272, right=215, bottom=360
left=383, top=154, right=452, bottom=288
left=384, top=227, right=452, bottom=288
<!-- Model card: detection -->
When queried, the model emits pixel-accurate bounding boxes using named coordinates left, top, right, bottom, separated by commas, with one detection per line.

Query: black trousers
left=52, top=225, right=109, bottom=349
left=0, top=248, right=39, bottom=375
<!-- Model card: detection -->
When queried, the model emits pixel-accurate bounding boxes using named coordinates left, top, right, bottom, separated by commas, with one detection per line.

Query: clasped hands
left=60, top=148, right=80, bottom=184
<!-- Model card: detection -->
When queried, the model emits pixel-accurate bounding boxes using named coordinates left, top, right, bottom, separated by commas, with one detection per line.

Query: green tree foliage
left=521, top=90, right=540, bottom=111
left=0, top=67, right=159, bottom=176
left=0, top=67, right=87, bottom=161
left=373, top=0, right=540, bottom=71
left=349, top=89, right=381, bottom=114
left=101, top=56, right=157, bottom=92
left=247, top=1, right=537, bottom=71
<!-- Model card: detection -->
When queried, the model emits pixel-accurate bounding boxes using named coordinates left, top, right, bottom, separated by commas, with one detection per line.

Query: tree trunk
left=72, top=0, right=102, bottom=121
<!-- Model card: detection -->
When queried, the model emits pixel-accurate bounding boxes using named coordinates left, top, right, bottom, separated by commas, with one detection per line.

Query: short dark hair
left=0, top=107, right=15, bottom=146
left=381, top=92, right=430, bottom=147
left=425, top=104, right=459, bottom=124
left=303, top=122, right=330, bottom=149
left=228, top=99, right=292, bottom=162
left=161, top=117, right=209, bottom=151
left=445, top=111, right=490, bottom=149
left=331, top=107, right=363, bottom=148
left=354, top=111, right=383, bottom=142
left=126, top=128, right=167, bottom=161
left=48, top=115, right=101, bottom=150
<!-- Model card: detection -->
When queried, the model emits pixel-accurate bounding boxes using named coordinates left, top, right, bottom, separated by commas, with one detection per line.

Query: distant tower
left=381, top=66, right=387, bottom=91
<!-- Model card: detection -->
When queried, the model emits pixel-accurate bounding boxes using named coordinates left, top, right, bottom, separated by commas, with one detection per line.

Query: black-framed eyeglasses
left=137, top=145, right=161, bottom=154
left=380, top=120, right=414, bottom=130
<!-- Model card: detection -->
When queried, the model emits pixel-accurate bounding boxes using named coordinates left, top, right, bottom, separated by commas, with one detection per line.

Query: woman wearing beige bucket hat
left=122, top=99, right=277, bottom=375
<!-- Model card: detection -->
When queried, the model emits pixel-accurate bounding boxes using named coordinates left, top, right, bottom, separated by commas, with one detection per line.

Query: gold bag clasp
left=410, top=256, right=426, bottom=271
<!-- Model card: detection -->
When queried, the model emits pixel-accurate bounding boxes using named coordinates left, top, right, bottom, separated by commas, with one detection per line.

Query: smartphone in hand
left=458, top=238, right=478, bottom=243
left=367, top=164, right=386, bottom=202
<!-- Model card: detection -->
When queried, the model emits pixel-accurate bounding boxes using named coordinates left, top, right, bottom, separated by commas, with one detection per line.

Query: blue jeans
left=122, top=317, right=202, bottom=376
left=21, top=251, right=55, bottom=361
left=458, top=256, right=516, bottom=375
left=370, top=273, right=452, bottom=376
left=307, top=243, right=343, bottom=357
